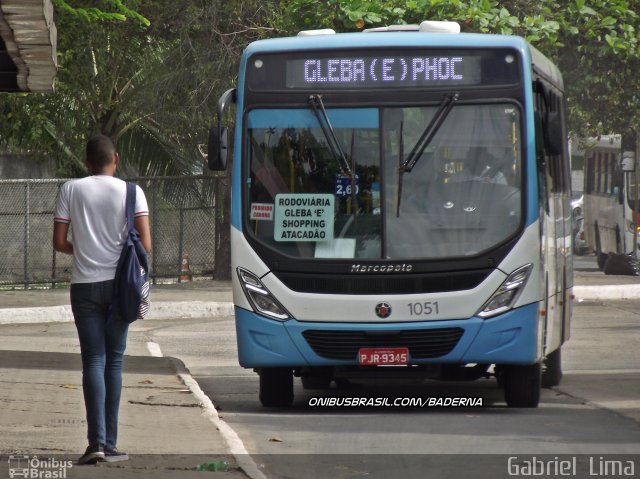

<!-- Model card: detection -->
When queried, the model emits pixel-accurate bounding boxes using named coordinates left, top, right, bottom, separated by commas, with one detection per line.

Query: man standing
left=53, top=134, right=151, bottom=464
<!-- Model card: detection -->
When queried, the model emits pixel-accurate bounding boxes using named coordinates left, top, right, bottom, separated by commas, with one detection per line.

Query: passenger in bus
left=447, top=150, right=486, bottom=183
left=481, top=164, right=508, bottom=185
left=451, top=147, right=508, bottom=185
left=485, top=147, right=514, bottom=185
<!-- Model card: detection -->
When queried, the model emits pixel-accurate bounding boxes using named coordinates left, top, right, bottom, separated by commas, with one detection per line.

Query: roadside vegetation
left=0, top=0, right=638, bottom=175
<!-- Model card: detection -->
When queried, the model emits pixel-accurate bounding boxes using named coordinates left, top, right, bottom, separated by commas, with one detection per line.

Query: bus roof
left=243, top=31, right=563, bottom=90
left=244, top=31, right=530, bottom=53
left=529, top=43, right=563, bottom=90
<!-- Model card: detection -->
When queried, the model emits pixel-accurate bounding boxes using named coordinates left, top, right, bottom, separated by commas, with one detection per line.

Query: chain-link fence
left=0, top=175, right=228, bottom=288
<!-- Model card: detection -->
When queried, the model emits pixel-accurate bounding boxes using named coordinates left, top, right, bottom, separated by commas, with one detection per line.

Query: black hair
left=85, top=134, right=116, bottom=171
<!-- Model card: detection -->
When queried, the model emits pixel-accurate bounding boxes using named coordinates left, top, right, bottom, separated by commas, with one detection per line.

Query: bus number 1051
left=407, top=301, right=440, bottom=316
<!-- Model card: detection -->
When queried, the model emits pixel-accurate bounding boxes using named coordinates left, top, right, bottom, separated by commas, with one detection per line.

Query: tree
left=3, top=0, right=638, bottom=279
left=275, top=0, right=640, bottom=140
left=555, top=0, right=639, bottom=140
left=0, top=0, right=278, bottom=279
left=3, top=0, right=638, bottom=174
left=0, top=1, right=173, bottom=176
left=0, top=0, right=275, bottom=178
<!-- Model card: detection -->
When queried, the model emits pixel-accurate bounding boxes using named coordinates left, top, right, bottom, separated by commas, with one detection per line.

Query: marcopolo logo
left=350, top=263, right=413, bottom=274
left=8, top=455, right=73, bottom=479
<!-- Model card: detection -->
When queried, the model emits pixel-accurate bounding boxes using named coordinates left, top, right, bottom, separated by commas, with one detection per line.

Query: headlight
left=477, top=264, right=533, bottom=318
left=237, top=268, right=291, bottom=321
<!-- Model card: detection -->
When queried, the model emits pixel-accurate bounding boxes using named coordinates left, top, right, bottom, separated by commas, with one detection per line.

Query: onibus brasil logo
left=8, top=455, right=73, bottom=478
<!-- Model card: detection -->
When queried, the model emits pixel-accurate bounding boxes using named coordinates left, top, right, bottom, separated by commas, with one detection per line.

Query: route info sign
left=274, top=193, right=334, bottom=242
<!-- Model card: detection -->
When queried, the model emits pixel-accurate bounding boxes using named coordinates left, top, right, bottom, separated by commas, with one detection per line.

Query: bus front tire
left=502, top=363, right=541, bottom=408
left=259, top=367, right=294, bottom=407
left=541, top=347, right=562, bottom=388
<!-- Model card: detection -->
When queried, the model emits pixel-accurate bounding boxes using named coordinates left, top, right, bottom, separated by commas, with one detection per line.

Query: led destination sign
left=286, top=55, right=481, bottom=89
left=247, top=49, right=520, bottom=91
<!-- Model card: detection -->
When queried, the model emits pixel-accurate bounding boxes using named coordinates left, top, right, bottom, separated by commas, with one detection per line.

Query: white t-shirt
left=54, top=175, right=149, bottom=283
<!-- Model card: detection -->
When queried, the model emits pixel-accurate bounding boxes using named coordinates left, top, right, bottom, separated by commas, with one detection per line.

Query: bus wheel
left=542, top=347, right=562, bottom=388
left=259, top=367, right=294, bottom=407
left=502, top=363, right=541, bottom=408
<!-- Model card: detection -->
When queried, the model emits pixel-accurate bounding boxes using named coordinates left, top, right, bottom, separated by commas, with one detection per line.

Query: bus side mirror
left=208, top=126, right=230, bottom=171
left=207, top=88, right=236, bottom=171
left=543, top=111, right=564, bottom=156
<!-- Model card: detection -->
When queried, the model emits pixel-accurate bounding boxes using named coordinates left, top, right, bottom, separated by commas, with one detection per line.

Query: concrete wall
left=0, top=154, right=54, bottom=179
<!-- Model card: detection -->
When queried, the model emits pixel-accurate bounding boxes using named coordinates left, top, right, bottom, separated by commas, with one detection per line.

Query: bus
left=208, top=20, right=572, bottom=408
left=582, top=135, right=639, bottom=269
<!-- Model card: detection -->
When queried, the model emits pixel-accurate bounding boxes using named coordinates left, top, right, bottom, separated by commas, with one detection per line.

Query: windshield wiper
left=401, top=93, right=459, bottom=173
left=396, top=92, right=459, bottom=216
left=309, top=94, right=353, bottom=177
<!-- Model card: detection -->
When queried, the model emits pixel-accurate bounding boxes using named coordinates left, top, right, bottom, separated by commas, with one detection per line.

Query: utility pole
left=624, top=132, right=639, bottom=258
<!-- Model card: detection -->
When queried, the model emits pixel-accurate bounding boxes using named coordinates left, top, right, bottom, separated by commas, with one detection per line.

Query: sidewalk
left=0, top=280, right=234, bottom=324
left=0, top=280, right=254, bottom=479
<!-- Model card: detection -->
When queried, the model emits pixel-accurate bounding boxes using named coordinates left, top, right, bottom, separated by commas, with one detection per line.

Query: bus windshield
left=246, top=103, right=522, bottom=260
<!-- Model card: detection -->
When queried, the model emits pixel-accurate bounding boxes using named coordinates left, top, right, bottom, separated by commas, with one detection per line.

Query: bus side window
left=534, top=109, right=549, bottom=213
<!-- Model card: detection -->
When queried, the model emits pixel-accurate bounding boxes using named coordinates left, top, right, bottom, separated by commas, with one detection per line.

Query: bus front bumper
left=234, top=302, right=540, bottom=368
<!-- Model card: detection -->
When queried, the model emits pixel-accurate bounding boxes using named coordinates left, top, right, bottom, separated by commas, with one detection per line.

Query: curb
left=147, top=342, right=267, bottom=479
left=0, top=301, right=234, bottom=325
left=0, top=286, right=637, bottom=325
left=573, top=284, right=640, bottom=301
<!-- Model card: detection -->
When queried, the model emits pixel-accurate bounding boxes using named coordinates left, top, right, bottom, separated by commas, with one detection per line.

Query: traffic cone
left=179, top=253, right=192, bottom=282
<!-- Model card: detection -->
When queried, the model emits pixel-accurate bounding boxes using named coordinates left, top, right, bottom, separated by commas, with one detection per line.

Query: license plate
left=358, top=347, right=409, bottom=365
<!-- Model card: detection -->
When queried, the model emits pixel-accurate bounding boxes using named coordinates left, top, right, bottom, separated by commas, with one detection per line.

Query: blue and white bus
left=209, top=21, right=572, bottom=408
left=582, top=135, right=640, bottom=269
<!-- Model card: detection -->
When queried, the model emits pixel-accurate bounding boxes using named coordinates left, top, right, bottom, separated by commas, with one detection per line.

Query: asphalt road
left=145, top=292, right=640, bottom=478
left=137, top=254, right=640, bottom=478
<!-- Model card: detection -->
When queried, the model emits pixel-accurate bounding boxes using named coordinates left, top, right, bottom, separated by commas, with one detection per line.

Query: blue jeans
left=71, top=280, right=128, bottom=449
